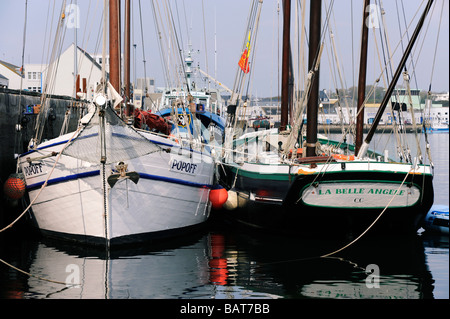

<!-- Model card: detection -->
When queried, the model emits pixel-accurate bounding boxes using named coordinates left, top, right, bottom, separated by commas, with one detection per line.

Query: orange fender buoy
left=209, top=185, right=228, bottom=210
left=3, top=176, right=26, bottom=200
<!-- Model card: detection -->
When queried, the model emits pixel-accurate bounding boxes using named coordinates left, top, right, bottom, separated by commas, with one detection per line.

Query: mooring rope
left=0, top=258, right=69, bottom=286
left=0, top=126, right=85, bottom=287
left=319, top=164, right=420, bottom=258
left=0, top=121, right=426, bottom=288
left=0, top=126, right=82, bottom=234
left=244, top=164, right=421, bottom=276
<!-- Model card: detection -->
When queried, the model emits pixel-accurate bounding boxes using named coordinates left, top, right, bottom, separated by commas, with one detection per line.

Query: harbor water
left=0, top=133, right=448, bottom=301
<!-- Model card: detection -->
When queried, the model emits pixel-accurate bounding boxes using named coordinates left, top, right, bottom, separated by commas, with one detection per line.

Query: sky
left=1, top=0, right=448, bottom=97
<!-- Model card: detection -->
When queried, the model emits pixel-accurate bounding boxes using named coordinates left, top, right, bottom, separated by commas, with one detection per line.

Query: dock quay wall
left=1, top=88, right=80, bottom=194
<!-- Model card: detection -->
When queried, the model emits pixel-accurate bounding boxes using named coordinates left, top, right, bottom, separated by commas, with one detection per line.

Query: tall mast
left=124, top=0, right=131, bottom=115
left=288, top=50, right=294, bottom=127
left=306, top=0, right=321, bottom=157
left=357, top=0, right=434, bottom=158
left=355, top=0, right=370, bottom=155
left=280, top=0, right=291, bottom=132
left=74, top=0, right=78, bottom=99
left=109, top=0, right=121, bottom=95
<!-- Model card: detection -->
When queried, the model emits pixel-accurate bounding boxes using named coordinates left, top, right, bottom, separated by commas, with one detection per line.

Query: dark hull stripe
left=38, top=223, right=207, bottom=248
left=26, top=170, right=212, bottom=191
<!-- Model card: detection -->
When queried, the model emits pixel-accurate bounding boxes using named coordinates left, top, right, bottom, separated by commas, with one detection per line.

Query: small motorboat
left=422, top=205, right=449, bottom=235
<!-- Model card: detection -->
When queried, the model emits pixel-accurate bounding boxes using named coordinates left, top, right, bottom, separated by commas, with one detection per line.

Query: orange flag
left=238, top=49, right=250, bottom=73
left=238, top=31, right=251, bottom=73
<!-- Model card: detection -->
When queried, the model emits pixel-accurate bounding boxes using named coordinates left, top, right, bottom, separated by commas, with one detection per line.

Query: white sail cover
left=63, top=105, right=161, bottom=164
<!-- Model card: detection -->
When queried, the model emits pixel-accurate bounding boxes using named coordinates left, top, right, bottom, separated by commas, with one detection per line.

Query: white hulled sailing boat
left=16, top=0, right=216, bottom=247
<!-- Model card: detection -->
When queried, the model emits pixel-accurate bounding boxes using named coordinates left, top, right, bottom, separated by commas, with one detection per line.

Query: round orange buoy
left=3, top=176, right=26, bottom=200
left=209, top=185, right=228, bottom=210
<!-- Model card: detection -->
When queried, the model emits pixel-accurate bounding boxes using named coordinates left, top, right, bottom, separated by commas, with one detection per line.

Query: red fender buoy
left=3, top=176, right=26, bottom=200
left=209, top=185, right=228, bottom=210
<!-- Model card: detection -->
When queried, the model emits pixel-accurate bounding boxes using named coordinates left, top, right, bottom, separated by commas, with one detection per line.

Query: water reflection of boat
left=0, top=224, right=441, bottom=299
left=12, top=233, right=216, bottom=299
left=209, top=225, right=434, bottom=299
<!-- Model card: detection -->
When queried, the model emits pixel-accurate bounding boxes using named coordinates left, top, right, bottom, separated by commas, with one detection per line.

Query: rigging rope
left=227, top=0, right=263, bottom=139
left=34, top=1, right=68, bottom=146
left=427, top=0, right=443, bottom=91
left=0, top=258, right=71, bottom=286
left=13, top=0, right=28, bottom=158
left=1, top=127, right=82, bottom=234
left=201, top=0, right=209, bottom=89
left=320, top=166, right=417, bottom=258
left=399, top=0, right=421, bottom=89
left=150, top=0, right=170, bottom=88
left=138, top=0, right=149, bottom=94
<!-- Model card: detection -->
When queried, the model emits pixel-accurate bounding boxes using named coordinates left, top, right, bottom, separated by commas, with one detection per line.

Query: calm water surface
left=0, top=133, right=448, bottom=300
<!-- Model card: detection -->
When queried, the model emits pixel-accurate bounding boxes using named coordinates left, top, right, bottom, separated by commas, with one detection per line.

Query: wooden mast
left=280, top=0, right=291, bottom=132
left=355, top=0, right=370, bottom=156
left=306, top=0, right=321, bottom=157
left=109, top=0, right=121, bottom=96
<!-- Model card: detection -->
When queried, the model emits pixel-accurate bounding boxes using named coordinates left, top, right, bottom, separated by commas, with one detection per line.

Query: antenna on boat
left=166, top=0, right=191, bottom=96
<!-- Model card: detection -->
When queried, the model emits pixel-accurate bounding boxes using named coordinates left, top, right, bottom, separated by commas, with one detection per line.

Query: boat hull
left=19, top=132, right=214, bottom=247
left=218, top=161, right=434, bottom=237
left=422, top=205, right=449, bottom=235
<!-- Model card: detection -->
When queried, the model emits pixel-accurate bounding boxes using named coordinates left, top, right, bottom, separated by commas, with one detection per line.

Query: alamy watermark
left=365, top=264, right=380, bottom=289
left=366, top=4, right=382, bottom=29
left=65, top=4, right=80, bottom=29
left=65, top=264, right=81, bottom=288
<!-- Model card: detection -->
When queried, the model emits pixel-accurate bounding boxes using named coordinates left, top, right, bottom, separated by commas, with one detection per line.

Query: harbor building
left=1, top=44, right=104, bottom=98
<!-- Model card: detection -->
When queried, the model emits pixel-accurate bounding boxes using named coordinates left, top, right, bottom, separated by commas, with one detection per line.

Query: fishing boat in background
left=131, top=52, right=226, bottom=161
left=218, top=0, right=435, bottom=237
left=430, top=121, right=449, bottom=132
left=424, top=116, right=449, bottom=133
left=14, top=0, right=217, bottom=247
left=422, top=95, right=449, bottom=132
left=154, top=49, right=226, bottom=150
left=129, top=23, right=227, bottom=155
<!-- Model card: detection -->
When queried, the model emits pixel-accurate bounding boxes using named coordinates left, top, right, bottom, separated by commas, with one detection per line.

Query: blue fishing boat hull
left=423, top=205, right=449, bottom=235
